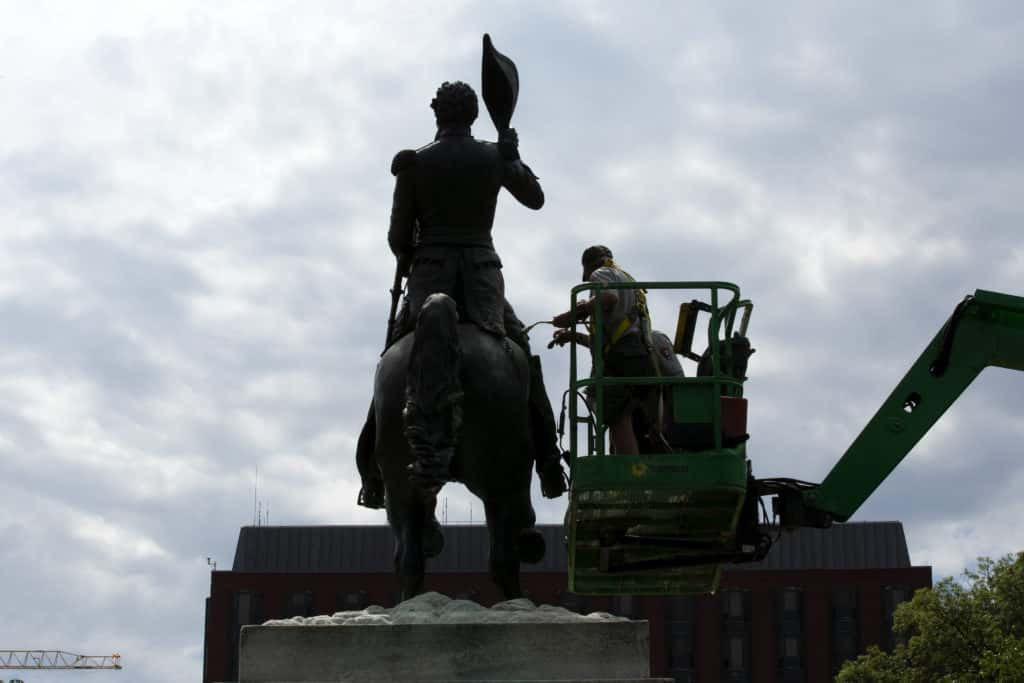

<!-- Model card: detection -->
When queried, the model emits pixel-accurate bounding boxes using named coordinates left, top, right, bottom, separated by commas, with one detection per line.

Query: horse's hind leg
left=484, top=494, right=538, bottom=600
left=514, top=488, right=546, bottom=565
left=387, top=490, right=428, bottom=601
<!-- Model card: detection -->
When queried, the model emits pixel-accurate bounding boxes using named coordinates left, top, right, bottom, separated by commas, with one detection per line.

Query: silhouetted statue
left=354, top=35, right=566, bottom=599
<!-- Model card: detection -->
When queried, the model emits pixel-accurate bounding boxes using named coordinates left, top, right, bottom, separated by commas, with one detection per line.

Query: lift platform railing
left=567, top=280, right=746, bottom=467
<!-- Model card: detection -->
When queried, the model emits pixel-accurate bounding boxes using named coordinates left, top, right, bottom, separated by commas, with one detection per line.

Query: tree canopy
left=837, top=553, right=1024, bottom=682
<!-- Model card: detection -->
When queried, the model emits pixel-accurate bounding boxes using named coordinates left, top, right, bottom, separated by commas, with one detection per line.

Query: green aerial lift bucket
left=565, top=281, right=757, bottom=595
left=569, top=447, right=749, bottom=594
left=566, top=283, right=1024, bottom=596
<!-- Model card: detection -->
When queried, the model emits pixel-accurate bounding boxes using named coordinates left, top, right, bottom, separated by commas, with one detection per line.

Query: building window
left=777, top=588, right=804, bottom=683
left=233, top=591, right=264, bottom=632
left=883, top=585, right=911, bottom=651
left=337, top=590, right=369, bottom=611
left=831, top=588, right=859, bottom=674
left=666, top=597, right=695, bottom=683
left=720, top=590, right=751, bottom=683
left=288, top=590, right=314, bottom=618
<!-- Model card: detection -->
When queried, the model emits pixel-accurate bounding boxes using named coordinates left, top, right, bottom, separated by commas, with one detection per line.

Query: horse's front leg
left=387, top=490, right=427, bottom=601
left=484, top=499, right=524, bottom=599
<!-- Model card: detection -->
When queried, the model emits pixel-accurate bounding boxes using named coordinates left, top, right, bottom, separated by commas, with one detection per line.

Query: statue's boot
left=527, top=354, right=568, bottom=498
left=503, top=306, right=567, bottom=498
left=355, top=403, right=386, bottom=509
left=356, top=312, right=413, bottom=511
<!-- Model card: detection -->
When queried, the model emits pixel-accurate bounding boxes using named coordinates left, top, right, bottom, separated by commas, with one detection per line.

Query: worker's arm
left=551, top=291, right=618, bottom=328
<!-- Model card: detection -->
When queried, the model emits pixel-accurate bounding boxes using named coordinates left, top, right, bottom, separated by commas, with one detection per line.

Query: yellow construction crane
left=0, top=650, right=121, bottom=670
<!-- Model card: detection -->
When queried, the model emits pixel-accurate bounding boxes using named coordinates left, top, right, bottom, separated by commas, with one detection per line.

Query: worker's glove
left=547, top=329, right=573, bottom=349
left=499, top=128, right=520, bottom=161
left=551, top=302, right=590, bottom=328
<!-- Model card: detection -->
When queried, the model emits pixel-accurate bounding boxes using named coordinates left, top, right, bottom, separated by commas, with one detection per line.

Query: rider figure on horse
left=356, top=80, right=567, bottom=508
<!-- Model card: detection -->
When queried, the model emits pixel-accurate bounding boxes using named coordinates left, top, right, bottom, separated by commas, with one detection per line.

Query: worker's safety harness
left=592, top=263, right=656, bottom=365
left=589, top=263, right=670, bottom=450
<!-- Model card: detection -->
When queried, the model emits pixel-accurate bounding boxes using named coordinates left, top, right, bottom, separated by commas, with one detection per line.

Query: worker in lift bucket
left=549, top=245, right=661, bottom=455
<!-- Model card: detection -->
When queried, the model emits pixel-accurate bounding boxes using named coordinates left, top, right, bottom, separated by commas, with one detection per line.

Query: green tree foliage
left=837, top=553, right=1024, bottom=682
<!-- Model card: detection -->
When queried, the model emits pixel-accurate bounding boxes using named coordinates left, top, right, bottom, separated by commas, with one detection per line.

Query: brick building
left=204, top=521, right=930, bottom=682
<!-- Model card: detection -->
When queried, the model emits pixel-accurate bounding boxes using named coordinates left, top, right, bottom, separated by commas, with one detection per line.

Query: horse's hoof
left=424, top=519, right=445, bottom=558
left=518, top=529, right=546, bottom=564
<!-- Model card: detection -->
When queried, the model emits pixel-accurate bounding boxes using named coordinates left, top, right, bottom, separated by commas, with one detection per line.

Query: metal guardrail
left=567, top=280, right=743, bottom=461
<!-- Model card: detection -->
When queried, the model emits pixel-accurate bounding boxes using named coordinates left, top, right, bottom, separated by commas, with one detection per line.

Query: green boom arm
left=779, top=290, right=1024, bottom=527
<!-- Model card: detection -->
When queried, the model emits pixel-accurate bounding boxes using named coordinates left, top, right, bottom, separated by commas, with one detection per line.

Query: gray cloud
left=1, top=2, right=1023, bottom=681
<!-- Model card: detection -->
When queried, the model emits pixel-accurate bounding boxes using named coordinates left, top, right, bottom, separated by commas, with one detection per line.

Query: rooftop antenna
left=253, top=465, right=259, bottom=526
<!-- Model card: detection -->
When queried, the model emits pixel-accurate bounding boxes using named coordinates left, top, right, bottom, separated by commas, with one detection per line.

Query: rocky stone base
left=237, top=592, right=669, bottom=682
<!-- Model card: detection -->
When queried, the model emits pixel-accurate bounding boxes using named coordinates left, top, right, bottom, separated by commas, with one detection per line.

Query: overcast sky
left=2, top=1, right=1023, bottom=681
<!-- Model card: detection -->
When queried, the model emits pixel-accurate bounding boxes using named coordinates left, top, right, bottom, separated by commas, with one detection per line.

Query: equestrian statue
left=354, top=34, right=567, bottom=600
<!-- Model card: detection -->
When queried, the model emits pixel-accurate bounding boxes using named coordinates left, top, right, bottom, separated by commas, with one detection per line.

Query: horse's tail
left=403, top=293, right=463, bottom=493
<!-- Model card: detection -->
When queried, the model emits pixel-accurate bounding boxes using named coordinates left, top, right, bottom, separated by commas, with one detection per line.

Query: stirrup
left=357, top=481, right=386, bottom=509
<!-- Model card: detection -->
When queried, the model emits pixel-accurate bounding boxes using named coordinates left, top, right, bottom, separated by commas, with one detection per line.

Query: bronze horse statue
left=372, top=293, right=546, bottom=600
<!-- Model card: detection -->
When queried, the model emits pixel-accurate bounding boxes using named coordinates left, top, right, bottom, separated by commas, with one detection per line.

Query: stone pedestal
left=236, top=592, right=671, bottom=683
left=239, top=621, right=667, bottom=682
